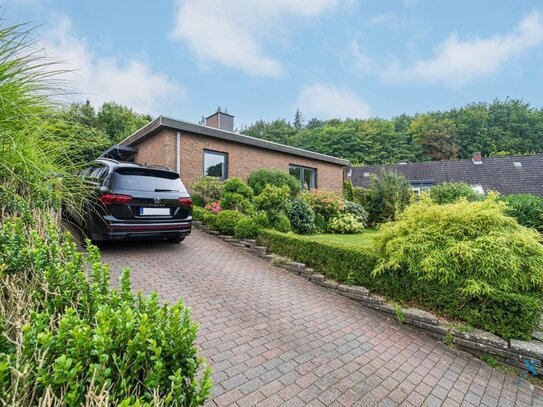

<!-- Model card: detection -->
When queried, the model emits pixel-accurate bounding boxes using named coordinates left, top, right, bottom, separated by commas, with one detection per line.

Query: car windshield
left=111, top=168, right=188, bottom=192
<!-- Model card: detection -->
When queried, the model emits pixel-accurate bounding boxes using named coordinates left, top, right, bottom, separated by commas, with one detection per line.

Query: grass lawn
left=299, top=228, right=377, bottom=248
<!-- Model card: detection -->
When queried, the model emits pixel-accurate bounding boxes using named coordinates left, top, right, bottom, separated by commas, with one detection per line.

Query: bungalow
left=103, top=111, right=349, bottom=191
left=350, top=152, right=543, bottom=196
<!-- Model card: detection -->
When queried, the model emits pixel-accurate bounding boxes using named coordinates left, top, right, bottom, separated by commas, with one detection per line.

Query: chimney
left=205, top=111, right=234, bottom=132
left=472, top=151, right=483, bottom=165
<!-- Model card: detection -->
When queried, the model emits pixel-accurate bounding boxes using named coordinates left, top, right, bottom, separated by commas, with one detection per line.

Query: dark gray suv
left=68, top=158, right=192, bottom=243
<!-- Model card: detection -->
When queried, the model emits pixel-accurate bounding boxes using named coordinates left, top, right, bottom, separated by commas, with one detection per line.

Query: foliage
left=234, top=217, right=261, bottom=239
left=286, top=198, right=315, bottom=235
left=205, top=201, right=222, bottom=214
left=254, top=185, right=291, bottom=226
left=343, top=180, right=356, bottom=201
left=273, top=214, right=292, bottom=233
left=302, top=190, right=345, bottom=221
left=394, top=305, right=405, bottom=323
left=202, top=211, right=218, bottom=229
left=223, top=177, right=254, bottom=199
left=191, top=177, right=224, bottom=203
left=192, top=206, right=206, bottom=221
left=328, top=213, right=365, bottom=234
left=343, top=201, right=369, bottom=226
left=366, top=171, right=413, bottom=224
left=215, top=210, right=244, bottom=235
left=0, top=213, right=211, bottom=405
left=247, top=168, right=301, bottom=196
left=501, top=193, right=543, bottom=231
left=192, top=193, right=206, bottom=207
left=430, top=182, right=482, bottom=204
left=220, top=192, right=254, bottom=214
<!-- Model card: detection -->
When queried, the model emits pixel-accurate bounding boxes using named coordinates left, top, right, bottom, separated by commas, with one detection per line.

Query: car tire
left=167, top=236, right=185, bottom=244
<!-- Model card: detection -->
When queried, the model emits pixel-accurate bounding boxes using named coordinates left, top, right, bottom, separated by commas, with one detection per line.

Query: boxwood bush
left=215, top=210, right=244, bottom=235
left=286, top=198, right=315, bottom=235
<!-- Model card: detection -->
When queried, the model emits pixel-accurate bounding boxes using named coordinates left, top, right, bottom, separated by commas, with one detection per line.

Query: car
left=66, top=158, right=192, bottom=243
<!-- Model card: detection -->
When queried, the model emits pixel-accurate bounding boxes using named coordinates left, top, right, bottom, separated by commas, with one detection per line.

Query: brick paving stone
left=101, top=229, right=543, bottom=406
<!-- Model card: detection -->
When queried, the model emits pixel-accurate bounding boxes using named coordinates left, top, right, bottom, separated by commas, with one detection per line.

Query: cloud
left=295, top=84, right=371, bottom=120
left=383, top=11, right=543, bottom=85
left=39, top=17, right=186, bottom=114
left=368, top=13, right=402, bottom=29
left=171, top=0, right=343, bottom=77
left=342, top=40, right=373, bottom=74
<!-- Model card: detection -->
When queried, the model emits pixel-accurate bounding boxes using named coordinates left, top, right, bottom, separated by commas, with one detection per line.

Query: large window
left=203, top=150, right=228, bottom=179
left=289, top=164, right=316, bottom=190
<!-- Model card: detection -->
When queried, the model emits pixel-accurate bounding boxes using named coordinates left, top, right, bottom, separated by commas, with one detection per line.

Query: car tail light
left=99, top=193, right=133, bottom=205
left=178, top=197, right=193, bottom=207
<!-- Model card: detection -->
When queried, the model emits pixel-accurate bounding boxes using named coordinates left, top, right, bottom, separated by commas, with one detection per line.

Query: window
left=289, top=164, right=316, bottom=190
left=411, top=181, right=433, bottom=195
left=112, top=168, right=187, bottom=192
left=203, top=150, right=228, bottom=179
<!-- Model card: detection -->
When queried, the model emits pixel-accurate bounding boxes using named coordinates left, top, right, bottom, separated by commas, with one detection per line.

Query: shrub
left=234, top=217, right=261, bottom=239
left=254, top=185, right=290, bottom=214
left=192, top=205, right=206, bottom=221
left=220, top=192, right=254, bottom=214
left=191, top=176, right=224, bottom=203
left=273, top=214, right=292, bottom=233
left=286, top=198, right=315, bottom=235
left=328, top=213, right=365, bottom=234
left=0, top=215, right=212, bottom=405
left=373, top=197, right=543, bottom=339
left=343, top=180, right=355, bottom=201
left=192, top=193, right=206, bottom=207
left=215, top=210, right=244, bottom=235
left=205, top=201, right=221, bottom=214
left=343, top=201, right=368, bottom=226
left=223, top=177, right=253, bottom=199
left=202, top=211, right=218, bottom=229
left=302, top=190, right=345, bottom=221
left=430, top=182, right=481, bottom=204
left=366, top=171, right=413, bottom=224
left=247, top=168, right=301, bottom=196
left=501, top=193, right=543, bottom=231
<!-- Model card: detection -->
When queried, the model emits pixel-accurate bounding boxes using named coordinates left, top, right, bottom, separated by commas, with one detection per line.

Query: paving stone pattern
left=101, top=229, right=543, bottom=406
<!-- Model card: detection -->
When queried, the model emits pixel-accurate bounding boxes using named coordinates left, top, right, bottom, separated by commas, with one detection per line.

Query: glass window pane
left=204, top=151, right=226, bottom=178
left=303, top=168, right=316, bottom=190
left=289, top=166, right=301, bottom=181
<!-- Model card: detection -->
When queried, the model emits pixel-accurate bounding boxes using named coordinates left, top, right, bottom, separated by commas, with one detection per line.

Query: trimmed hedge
left=258, top=229, right=541, bottom=339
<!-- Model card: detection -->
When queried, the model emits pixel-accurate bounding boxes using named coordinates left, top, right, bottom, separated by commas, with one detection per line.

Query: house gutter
left=176, top=131, right=181, bottom=174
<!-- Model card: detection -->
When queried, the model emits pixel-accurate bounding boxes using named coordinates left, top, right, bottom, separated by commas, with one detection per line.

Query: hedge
left=258, top=230, right=541, bottom=339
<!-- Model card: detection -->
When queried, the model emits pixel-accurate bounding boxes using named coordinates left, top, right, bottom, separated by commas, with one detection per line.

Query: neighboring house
left=350, top=152, right=543, bottom=196
left=102, top=111, right=349, bottom=191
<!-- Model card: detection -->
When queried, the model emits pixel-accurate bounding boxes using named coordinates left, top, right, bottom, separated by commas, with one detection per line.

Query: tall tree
left=293, top=108, right=304, bottom=130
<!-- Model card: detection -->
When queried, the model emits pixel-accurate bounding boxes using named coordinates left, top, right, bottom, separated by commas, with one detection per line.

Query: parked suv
left=66, top=158, right=192, bottom=243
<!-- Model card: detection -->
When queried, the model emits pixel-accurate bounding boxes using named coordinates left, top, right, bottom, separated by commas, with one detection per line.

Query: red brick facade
left=134, top=129, right=346, bottom=191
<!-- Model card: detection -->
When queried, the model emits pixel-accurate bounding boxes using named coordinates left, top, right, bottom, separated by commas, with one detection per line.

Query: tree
left=409, top=115, right=459, bottom=160
left=96, top=102, right=152, bottom=143
left=293, top=108, right=304, bottom=130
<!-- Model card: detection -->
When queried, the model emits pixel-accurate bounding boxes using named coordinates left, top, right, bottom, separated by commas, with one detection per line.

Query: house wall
left=133, top=129, right=345, bottom=191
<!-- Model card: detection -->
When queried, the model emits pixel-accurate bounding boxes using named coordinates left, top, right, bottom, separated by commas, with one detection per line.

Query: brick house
left=104, top=112, right=349, bottom=191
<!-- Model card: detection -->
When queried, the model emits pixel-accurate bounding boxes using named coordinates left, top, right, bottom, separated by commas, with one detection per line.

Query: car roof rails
left=142, top=162, right=173, bottom=171
left=97, top=157, right=120, bottom=165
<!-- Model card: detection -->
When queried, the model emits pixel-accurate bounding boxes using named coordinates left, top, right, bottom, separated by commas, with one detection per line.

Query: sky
left=5, top=0, right=543, bottom=127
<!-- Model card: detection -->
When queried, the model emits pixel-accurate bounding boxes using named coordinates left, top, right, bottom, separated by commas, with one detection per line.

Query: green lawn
left=299, top=229, right=377, bottom=248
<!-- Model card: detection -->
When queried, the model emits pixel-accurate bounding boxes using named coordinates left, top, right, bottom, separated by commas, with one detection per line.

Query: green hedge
left=258, top=230, right=541, bottom=339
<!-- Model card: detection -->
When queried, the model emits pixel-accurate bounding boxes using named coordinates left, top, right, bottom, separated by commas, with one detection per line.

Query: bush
left=273, top=214, right=292, bottom=233
left=343, top=201, right=368, bottom=226
left=191, top=176, right=224, bottom=203
left=302, top=190, right=345, bottom=221
left=343, top=180, right=355, bottom=201
left=328, top=213, right=365, bottom=234
left=234, top=217, right=261, bottom=239
left=286, top=198, right=315, bottom=235
left=215, top=210, right=244, bottom=235
left=366, top=171, right=413, bottom=224
left=205, top=201, right=221, bottom=214
left=220, top=192, right=254, bottom=214
left=192, top=193, right=206, bottom=207
left=0, top=215, right=212, bottom=405
left=202, top=211, right=218, bottom=229
left=192, top=205, right=206, bottom=221
left=254, top=185, right=290, bottom=214
left=247, top=168, right=301, bottom=196
left=373, top=197, right=543, bottom=339
left=501, top=193, right=543, bottom=231
left=223, top=177, right=253, bottom=199
left=430, top=182, right=481, bottom=204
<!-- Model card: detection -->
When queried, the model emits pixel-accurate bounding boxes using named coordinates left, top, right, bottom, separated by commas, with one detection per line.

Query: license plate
left=140, top=207, right=170, bottom=216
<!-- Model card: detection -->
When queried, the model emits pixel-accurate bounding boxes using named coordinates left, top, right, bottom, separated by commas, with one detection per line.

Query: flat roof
left=120, top=116, right=350, bottom=166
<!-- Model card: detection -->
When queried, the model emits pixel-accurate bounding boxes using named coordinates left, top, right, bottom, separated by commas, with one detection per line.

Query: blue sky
left=5, top=0, right=543, bottom=127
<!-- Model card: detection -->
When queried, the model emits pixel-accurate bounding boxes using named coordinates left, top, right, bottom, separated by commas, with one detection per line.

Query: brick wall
left=133, top=129, right=345, bottom=191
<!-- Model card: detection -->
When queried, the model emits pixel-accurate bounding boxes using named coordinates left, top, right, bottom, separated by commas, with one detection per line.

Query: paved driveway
left=101, top=229, right=543, bottom=406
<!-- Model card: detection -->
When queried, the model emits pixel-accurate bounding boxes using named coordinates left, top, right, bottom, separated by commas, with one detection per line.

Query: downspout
left=176, top=131, right=181, bottom=174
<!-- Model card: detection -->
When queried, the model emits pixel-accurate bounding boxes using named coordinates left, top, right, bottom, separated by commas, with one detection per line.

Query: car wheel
left=167, top=236, right=185, bottom=244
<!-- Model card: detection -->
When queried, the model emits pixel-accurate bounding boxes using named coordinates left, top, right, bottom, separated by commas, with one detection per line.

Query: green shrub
left=223, top=177, right=253, bottom=199
left=501, top=193, right=543, bottom=231
left=0, top=216, right=212, bottom=405
left=273, top=214, right=292, bottom=233
left=343, top=201, right=368, bottom=226
left=343, top=180, right=355, bottom=201
left=430, top=182, right=481, bottom=204
left=191, top=176, right=224, bottom=203
left=328, top=213, right=365, bottom=234
left=247, top=168, right=301, bottom=196
left=302, top=189, right=345, bottom=221
left=254, top=184, right=290, bottom=215
left=215, top=210, right=244, bottom=235
left=234, top=217, right=261, bottom=239
left=192, top=193, right=206, bottom=207
left=192, top=205, right=206, bottom=221
left=286, top=198, right=315, bottom=235
left=202, top=211, right=218, bottom=229
left=366, top=171, right=413, bottom=224
left=220, top=192, right=254, bottom=214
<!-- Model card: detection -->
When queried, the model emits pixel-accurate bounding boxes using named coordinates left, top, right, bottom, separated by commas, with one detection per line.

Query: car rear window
left=111, top=168, right=188, bottom=192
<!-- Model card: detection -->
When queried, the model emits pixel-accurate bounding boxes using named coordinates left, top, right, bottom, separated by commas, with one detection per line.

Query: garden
left=193, top=171, right=543, bottom=341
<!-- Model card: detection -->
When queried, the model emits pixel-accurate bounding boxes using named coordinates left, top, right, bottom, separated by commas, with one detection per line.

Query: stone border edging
left=192, top=221, right=543, bottom=371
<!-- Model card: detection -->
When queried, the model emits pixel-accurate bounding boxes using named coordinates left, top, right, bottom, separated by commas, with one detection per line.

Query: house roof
left=351, top=154, right=543, bottom=196
left=120, top=116, right=349, bottom=166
